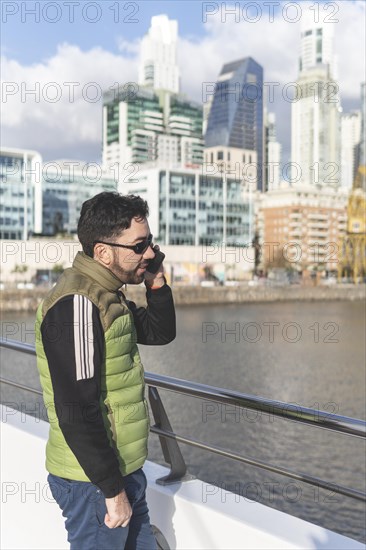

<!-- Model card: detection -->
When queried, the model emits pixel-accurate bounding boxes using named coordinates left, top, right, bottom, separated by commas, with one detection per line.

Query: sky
left=1, top=0, right=365, bottom=164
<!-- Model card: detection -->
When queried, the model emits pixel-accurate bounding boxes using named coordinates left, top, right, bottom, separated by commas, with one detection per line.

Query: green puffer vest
left=35, top=252, right=149, bottom=481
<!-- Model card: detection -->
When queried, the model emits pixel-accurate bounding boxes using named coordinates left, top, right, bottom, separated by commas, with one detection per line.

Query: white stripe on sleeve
left=74, top=295, right=95, bottom=381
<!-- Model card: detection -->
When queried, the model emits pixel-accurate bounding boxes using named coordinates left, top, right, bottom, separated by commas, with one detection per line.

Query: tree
left=252, top=232, right=261, bottom=277
left=264, top=246, right=294, bottom=273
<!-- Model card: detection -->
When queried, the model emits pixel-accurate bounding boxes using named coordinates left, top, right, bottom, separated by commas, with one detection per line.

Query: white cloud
left=1, top=43, right=139, bottom=159
left=116, top=36, right=141, bottom=56
left=1, top=1, right=364, bottom=161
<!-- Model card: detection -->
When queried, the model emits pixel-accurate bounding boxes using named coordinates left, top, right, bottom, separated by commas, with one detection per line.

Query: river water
left=1, top=300, right=365, bottom=543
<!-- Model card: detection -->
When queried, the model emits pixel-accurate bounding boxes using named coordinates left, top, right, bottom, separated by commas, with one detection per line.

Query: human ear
left=94, top=243, right=112, bottom=266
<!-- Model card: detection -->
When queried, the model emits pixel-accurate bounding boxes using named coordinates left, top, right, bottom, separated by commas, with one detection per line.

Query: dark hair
left=77, top=192, right=149, bottom=257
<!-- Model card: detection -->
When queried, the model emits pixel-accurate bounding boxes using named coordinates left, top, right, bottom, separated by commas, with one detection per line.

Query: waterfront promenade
left=1, top=284, right=365, bottom=312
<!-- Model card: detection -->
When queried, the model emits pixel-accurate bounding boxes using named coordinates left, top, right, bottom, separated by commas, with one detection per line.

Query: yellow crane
left=338, top=165, right=366, bottom=283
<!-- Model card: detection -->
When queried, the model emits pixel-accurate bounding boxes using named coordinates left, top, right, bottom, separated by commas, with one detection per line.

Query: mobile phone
left=146, top=246, right=165, bottom=274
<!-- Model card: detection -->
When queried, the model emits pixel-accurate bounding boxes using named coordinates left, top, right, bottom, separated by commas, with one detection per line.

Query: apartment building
left=257, top=184, right=348, bottom=273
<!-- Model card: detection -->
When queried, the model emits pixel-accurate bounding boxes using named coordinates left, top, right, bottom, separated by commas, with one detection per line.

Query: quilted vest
left=35, top=252, right=149, bottom=480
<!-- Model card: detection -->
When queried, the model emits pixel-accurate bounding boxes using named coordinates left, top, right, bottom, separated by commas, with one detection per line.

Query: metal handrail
left=1, top=338, right=365, bottom=438
left=145, top=373, right=366, bottom=438
left=150, top=426, right=366, bottom=502
left=0, top=377, right=42, bottom=396
left=1, top=338, right=366, bottom=503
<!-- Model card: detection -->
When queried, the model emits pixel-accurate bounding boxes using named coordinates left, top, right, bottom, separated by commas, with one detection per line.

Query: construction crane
left=338, top=165, right=366, bottom=283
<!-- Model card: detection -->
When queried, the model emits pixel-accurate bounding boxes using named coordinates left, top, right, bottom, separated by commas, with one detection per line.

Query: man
left=35, top=192, right=176, bottom=549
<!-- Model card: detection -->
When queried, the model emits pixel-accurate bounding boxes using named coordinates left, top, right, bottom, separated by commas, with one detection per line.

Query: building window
left=217, top=151, right=223, bottom=160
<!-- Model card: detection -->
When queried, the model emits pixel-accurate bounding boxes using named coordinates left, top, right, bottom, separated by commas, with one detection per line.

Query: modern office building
left=103, top=86, right=163, bottom=168
left=138, top=15, right=180, bottom=94
left=204, top=57, right=264, bottom=191
left=42, top=160, right=116, bottom=235
left=123, top=165, right=255, bottom=247
left=264, top=112, right=281, bottom=192
left=102, top=86, right=203, bottom=186
left=291, top=19, right=340, bottom=188
left=0, top=148, right=42, bottom=239
left=341, top=111, right=362, bottom=190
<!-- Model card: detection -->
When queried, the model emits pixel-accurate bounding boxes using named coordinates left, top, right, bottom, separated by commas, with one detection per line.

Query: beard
left=109, top=255, right=146, bottom=285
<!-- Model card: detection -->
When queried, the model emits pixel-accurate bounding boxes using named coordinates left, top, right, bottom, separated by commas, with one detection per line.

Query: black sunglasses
left=94, top=234, right=153, bottom=255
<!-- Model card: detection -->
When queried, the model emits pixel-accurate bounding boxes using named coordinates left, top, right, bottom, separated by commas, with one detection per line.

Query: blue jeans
left=48, top=469, right=157, bottom=550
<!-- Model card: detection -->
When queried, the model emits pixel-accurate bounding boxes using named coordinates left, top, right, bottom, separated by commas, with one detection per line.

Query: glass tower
left=205, top=57, right=264, bottom=190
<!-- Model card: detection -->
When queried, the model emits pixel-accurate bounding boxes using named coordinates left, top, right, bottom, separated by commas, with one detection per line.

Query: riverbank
left=1, top=284, right=365, bottom=312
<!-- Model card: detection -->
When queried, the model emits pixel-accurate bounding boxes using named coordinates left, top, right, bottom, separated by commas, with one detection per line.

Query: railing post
left=148, top=386, right=194, bottom=485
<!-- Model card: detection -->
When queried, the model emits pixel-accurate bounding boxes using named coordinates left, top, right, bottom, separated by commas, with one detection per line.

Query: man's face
left=105, top=217, right=155, bottom=284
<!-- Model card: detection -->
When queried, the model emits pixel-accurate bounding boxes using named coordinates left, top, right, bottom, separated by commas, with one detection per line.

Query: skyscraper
left=103, top=15, right=203, bottom=189
left=264, top=112, right=281, bottom=191
left=102, top=86, right=203, bottom=183
left=341, top=111, right=361, bottom=190
left=138, top=15, right=180, bottom=94
left=291, top=19, right=340, bottom=188
left=352, top=82, right=366, bottom=191
left=359, top=82, right=366, bottom=168
left=299, top=17, right=336, bottom=76
left=204, top=57, right=264, bottom=191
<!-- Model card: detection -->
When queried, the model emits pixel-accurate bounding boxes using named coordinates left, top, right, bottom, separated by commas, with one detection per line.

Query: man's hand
left=105, top=489, right=132, bottom=529
left=144, top=245, right=165, bottom=289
